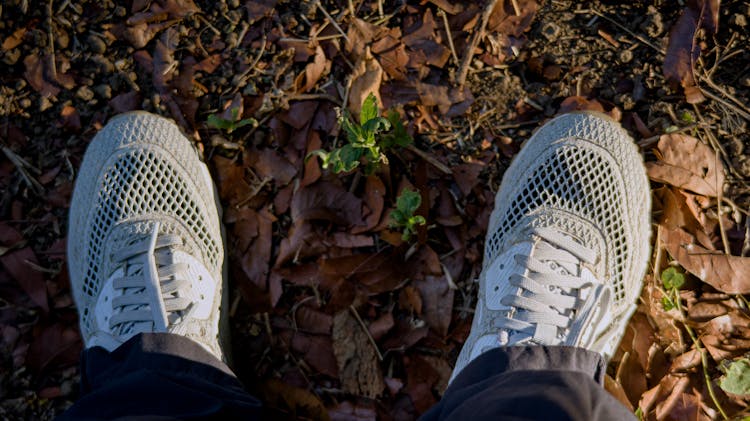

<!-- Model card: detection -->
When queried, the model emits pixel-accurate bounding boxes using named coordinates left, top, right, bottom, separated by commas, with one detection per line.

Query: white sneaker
left=451, top=112, right=651, bottom=382
left=68, top=112, right=228, bottom=361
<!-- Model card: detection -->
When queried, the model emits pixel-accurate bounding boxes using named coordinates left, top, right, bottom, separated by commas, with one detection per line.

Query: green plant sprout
left=389, top=188, right=426, bottom=241
left=657, top=265, right=729, bottom=420
left=309, top=93, right=412, bottom=174
left=660, top=266, right=685, bottom=311
left=207, top=108, right=257, bottom=133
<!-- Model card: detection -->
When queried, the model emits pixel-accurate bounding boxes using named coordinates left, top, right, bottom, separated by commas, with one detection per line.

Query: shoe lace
left=109, top=222, right=193, bottom=333
left=493, top=227, right=611, bottom=347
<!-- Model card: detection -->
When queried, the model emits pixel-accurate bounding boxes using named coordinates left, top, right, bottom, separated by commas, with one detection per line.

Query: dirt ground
left=1, top=0, right=749, bottom=419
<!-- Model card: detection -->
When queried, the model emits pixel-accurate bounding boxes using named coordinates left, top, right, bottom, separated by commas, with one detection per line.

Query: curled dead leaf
left=646, top=133, right=725, bottom=197
left=348, top=49, right=383, bottom=118
left=660, top=226, right=750, bottom=294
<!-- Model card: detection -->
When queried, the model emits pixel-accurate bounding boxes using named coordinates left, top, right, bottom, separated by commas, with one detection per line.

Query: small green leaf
left=719, top=358, right=750, bottom=396
left=396, top=189, right=421, bottom=215
left=207, top=114, right=234, bottom=130
left=360, top=93, right=378, bottom=125
left=661, top=296, right=675, bottom=311
left=679, top=111, right=695, bottom=123
left=661, top=267, right=685, bottom=290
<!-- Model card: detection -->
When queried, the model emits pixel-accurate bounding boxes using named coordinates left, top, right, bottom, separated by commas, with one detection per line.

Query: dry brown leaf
left=646, top=134, right=725, bottom=197
left=487, top=0, right=538, bottom=37
left=660, top=226, right=750, bottom=294
left=1, top=247, right=49, bottom=312
left=664, top=7, right=699, bottom=89
left=291, top=181, right=364, bottom=227
left=24, top=55, right=59, bottom=97
left=348, top=49, right=383, bottom=118
left=328, top=401, right=377, bottom=421
left=352, top=175, right=385, bottom=234
left=300, top=46, right=329, bottom=93
left=346, top=18, right=388, bottom=62
left=2, top=27, right=26, bottom=51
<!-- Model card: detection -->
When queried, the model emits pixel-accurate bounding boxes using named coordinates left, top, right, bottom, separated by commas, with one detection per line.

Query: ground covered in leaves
left=1, top=0, right=750, bottom=419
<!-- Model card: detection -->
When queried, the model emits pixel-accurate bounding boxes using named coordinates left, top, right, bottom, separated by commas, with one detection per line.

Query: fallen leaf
left=291, top=181, right=364, bottom=227
left=663, top=7, right=700, bottom=88
left=60, top=106, right=81, bottom=132
left=2, top=27, right=26, bottom=51
left=660, top=226, right=750, bottom=294
left=109, top=91, right=142, bottom=113
left=352, top=175, right=386, bottom=234
left=24, top=55, right=60, bottom=97
left=0, top=247, right=49, bottom=311
left=348, top=49, right=383, bottom=118
left=328, top=401, right=377, bottom=421
left=25, top=323, right=81, bottom=372
left=368, top=312, right=395, bottom=340
left=291, top=332, right=339, bottom=377
left=452, top=162, right=483, bottom=196
left=646, top=134, right=725, bottom=197
left=250, top=148, right=297, bottom=186
left=300, top=46, right=330, bottom=93
left=245, top=0, right=277, bottom=23
left=487, top=0, right=538, bottom=37
left=262, top=378, right=330, bottom=421
left=558, top=96, right=605, bottom=114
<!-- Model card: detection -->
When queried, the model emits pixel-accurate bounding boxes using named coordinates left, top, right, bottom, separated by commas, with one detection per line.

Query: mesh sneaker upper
left=68, top=112, right=226, bottom=358
left=452, top=112, right=651, bottom=381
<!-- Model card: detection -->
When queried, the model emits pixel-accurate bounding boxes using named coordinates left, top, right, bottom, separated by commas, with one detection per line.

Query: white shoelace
left=109, top=223, right=193, bottom=333
left=493, top=227, right=611, bottom=347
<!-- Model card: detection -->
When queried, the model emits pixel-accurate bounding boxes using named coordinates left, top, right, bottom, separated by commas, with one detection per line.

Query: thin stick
left=437, top=9, right=459, bottom=66
left=405, top=144, right=452, bottom=175
left=510, top=0, right=521, bottom=16
left=314, top=0, right=350, bottom=43
left=349, top=305, right=383, bottom=361
left=455, top=0, right=499, bottom=87
left=574, top=9, right=664, bottom=55
left=698, top=75, right=750, bottom=121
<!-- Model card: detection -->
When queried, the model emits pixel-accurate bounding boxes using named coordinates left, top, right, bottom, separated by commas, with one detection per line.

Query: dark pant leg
left=57, top=333, right=262, bottom=421
left=421, top=346, right=635, bottom=421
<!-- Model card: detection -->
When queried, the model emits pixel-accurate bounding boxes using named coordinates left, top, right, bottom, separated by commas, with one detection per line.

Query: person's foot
left=451, top=112, right=651, bottom=381
left=68, top=112, right=227, bottom=360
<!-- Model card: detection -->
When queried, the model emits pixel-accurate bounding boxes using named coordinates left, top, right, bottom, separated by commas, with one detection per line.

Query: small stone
left=76, top=85, right=95, bottom=101
left=541, top=22, right=561, bottom=42
left=19, top=98, right=31, bottom=109
left=87, top=34, right=107, bottom=54
left=740, top=75, right=750, bottom=87
left=40, top=97, right=53, bottom=112
left=730, top=14, right=747, bottom=27
left=114, top=5, right=126, bottom=16
left=56, top=31, right=70, bottom=49
left=94, top=84, right=112, bottom=99
left=619, top=50, right=633, bottom=63
left=228, top=0, right=240, bottom=8
left=15, top=79, right=26, bottom=90
left=2, top=48, right=20, bottom=65
left=114, top=59, right=128, bottom=71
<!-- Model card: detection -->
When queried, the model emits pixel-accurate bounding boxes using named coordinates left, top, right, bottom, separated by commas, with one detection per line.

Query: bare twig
left=437, top=9, right=459, bottom=66
left=510, top=0, right=521, bottom=16
left=314, top=0, right=350, bottom=43
left=349, top=305, right=383, bottom=361
left=455, top=0, right=499, bottom=87
left=697, top=75, right=750, bottom=121
left=574, top=8, right=664, bottom=55
left=405, top=144, right=452, bottom=175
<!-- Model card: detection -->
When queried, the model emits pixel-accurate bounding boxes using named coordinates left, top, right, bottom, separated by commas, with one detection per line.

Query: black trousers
left=58, top=333, right=634, bottom=420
